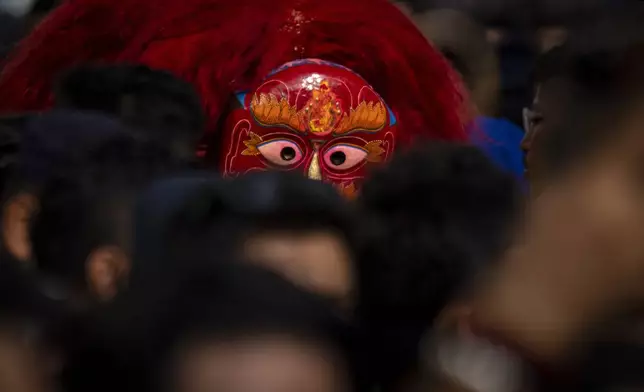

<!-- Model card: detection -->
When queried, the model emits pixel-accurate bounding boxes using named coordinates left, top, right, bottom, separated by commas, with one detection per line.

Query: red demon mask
left=219, top=59, right=397, bottom=197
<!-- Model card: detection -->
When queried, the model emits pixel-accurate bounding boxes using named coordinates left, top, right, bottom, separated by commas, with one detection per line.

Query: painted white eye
left=323, top=144, right=368, bottom=170
left=257, top=139, right=304, bottom=166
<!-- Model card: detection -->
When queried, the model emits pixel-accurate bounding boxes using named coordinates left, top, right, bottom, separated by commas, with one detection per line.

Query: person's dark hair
left=55, top=64, right=204, bottom=161
left=224, top=171, right=357, bottom=233
left=63, top=262, right=356, bottom=392
left=357, top=141, right=520, bottom=390
left=30, top=134, right=184, bottom=295
left=0, top=114, right=29, bottom=198
left=360, top=141, right=519, bottom=319
left=131, top=172, right=360, bottom=290
left=2, top=111, right=126, bottom=201
left=0, top=259, right=60, bottom=325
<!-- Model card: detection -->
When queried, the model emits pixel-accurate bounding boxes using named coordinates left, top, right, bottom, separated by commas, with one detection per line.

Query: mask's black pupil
left=330, top=151, right=346, bottom=166
left=281, top=147, right=296, bottom=161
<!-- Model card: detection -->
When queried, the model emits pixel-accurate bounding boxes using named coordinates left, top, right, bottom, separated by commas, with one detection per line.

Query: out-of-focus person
left=133, top=172, right=359, bottom=309
left=520, top=44, right=568, bottom=196
left=427, top=95, right=644, bottom=392
left=415, top=9, right=525, bottom=184
left=424, top=6, right=644, bottom=390
left=1, top=111, right=124, bottom=263
left=64, top=262, right=357, bottom=392
left=30, top=135, right=185, bottom=307
left=0, top=66, right=202, bottom=198
left=358, top=142, right=521, bottom=392
left=55, top=64, right=205, bottom=163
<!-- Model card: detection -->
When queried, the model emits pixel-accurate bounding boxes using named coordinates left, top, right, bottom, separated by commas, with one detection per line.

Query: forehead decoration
left=219, top=59, right=398, bottom=198
left=250, top=78, right=388, bottom=135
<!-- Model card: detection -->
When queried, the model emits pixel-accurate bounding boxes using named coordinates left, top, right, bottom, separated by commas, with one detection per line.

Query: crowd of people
left=0, top=0, right=642, bottom=391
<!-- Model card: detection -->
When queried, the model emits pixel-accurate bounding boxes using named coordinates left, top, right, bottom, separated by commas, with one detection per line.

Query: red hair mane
left=0, top=0, right=470, bottom=144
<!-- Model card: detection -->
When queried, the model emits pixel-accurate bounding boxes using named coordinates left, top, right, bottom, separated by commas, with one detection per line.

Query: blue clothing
left=470, top=116, right=525, bottom=186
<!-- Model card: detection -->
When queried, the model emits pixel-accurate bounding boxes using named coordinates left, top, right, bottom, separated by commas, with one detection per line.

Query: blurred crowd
left=0, top=0, right=642, bottom=392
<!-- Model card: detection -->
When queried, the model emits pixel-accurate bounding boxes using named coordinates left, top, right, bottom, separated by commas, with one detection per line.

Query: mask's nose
left=307, top=151, right=322, bottom=180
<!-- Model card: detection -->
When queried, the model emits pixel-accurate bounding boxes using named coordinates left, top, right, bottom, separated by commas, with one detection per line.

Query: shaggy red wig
left=0, top=0, right=470, bottom=144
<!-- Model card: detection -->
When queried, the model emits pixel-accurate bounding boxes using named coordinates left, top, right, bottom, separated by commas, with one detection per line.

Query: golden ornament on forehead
left=250, top=93, right=306, bottom=131
left=250, top=78, right=387, bottom=135
left=335, top=101, right=387, bottom=134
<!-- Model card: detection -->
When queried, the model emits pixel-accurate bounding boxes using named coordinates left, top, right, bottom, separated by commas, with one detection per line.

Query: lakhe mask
left=219, top=59, right=397, bottom=197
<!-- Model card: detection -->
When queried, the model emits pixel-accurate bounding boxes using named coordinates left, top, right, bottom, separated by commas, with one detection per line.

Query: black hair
left=357, top=141, right=520, bottom=389
left=0, top=114, right=27, bottom=198
left=223, top=171, right=357, bottom=232
left=55, top=64, right=205, bottom=161
left=63, top=262, right=357, bottom=392
left=131, top=172, right=360, bottom=292
left=360, top=142, right=519, bottom=319
left=0, top=259, right=60, bottom=325
left=30, top=134, right=185, bottom=295
left=2, top=111, right=126, bottom=200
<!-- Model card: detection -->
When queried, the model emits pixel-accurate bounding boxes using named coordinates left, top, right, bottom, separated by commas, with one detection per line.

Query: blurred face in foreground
left=520, top=96, right=644, bottom=314
left=242, top=230, right=354, bottom=308
left=478, top=97, right=644, bottom=360
left=173, top=334, right=350, bottom=392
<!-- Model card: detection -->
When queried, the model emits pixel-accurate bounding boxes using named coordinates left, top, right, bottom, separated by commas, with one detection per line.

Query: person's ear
left=85, top=246, right=130, bottom=302
left=2, top=193, right=39, bottom=262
